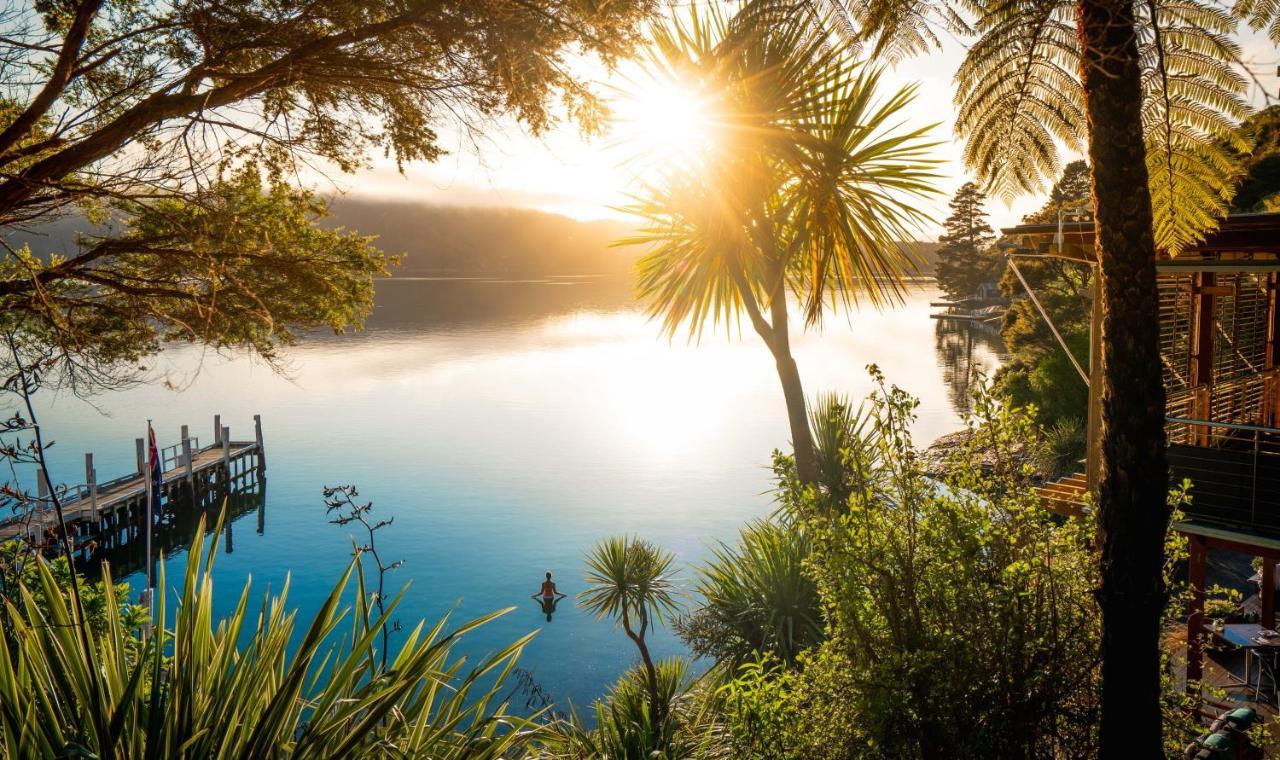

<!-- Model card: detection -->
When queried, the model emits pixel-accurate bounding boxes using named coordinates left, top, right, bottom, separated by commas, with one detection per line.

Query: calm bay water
left=37, top=277, right=1003, bottom=709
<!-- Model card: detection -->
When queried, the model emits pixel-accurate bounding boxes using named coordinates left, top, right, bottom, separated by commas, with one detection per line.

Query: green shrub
left=677, top=519, right=822, bottom=667
left=780, top=370, right=1101, bottom=758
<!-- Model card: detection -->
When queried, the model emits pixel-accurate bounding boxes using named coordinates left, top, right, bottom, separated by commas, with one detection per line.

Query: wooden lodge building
left=1002, top=212, right=1280, bottom=697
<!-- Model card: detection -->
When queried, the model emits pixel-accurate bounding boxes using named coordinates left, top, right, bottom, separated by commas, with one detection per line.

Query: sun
left=611, top=79, right=718, bottom=174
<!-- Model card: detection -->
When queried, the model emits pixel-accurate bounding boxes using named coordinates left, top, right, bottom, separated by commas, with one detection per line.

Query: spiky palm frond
left=693, top=520, right=823, bottom=665
left=620, top=5, right=939, bottom=341
left=784, top=68, right=941, bottom=322
left=1137, top=0, right=1249, bottom=253
left=579, top=536, right=680, bottom=631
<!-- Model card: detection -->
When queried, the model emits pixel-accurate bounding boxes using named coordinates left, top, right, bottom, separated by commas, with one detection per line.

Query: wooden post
left=1266, top=274, right=1280, bottom=426
left=1187, top=534, right=1208, bottom=691
left=85, top=453, right=98, bottom=521
left=221, top=426, right=231, bottom=492
left=135, top=437, right=146, bottom=475
left=214, top=415, right=222, bottom=446
left=1263, top=553, right=1277, bottom=629
left=1190, top=272, right=1216, bottom=427
left=1086, top=272, right=1103, bottom=491
left=254, top=414, right=264, bottom=468
left=182, top=435, right=194, bottom=483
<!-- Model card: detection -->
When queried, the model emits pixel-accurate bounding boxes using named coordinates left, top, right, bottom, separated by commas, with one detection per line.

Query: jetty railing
left=0, top=414, right=266, bottom=550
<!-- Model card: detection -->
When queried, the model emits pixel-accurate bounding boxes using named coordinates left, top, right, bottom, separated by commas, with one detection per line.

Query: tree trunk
left=624, top=609, right=664, bottom=729
left=1076, top=0, right=1171, bottom=755
left=767, top=289, right=819, bottom=484
left=730, top=262, right=819, bottom=484
left=634, top=633, right=662, bottom=725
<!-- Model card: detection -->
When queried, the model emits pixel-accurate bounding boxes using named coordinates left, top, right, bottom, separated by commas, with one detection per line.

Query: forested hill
left=325, top=199, right=638, bottom=277
left=6, top=197, right=938, bottom=278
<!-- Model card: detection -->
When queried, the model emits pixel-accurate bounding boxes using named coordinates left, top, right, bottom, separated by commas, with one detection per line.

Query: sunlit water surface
left=37, top=277, right=1003, bottom=709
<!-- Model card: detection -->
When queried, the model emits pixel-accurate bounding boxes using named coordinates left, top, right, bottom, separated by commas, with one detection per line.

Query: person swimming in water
left=532, top=571, right=567, bottom=621
left=533, top=571, right=566, bottom=601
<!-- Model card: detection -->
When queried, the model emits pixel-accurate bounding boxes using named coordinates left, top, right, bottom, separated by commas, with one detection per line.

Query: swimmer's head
left=546, top=571, right=552, bottom=580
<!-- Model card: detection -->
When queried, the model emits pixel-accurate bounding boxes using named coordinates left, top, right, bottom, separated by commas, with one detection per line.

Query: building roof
left=1000, top=212, right=1280, bottom=264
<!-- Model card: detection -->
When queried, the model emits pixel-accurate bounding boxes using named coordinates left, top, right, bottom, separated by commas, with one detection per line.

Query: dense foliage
left=778, top=375, right=1102, bottom=758
left=0, top=0, right=656, bottom=385
left=676, top=519, right=822, bottom=668
left=0, top=516, right=536, bottom=758
left=995, top=161, right=1093, bottom=432
left=1231, top=105, right=1280, bottom=212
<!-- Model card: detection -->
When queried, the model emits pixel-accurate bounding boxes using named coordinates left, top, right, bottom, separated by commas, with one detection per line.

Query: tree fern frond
left=1138, top=0, right=1250, bottom=253
left=955, top=0, right=1084, bottom=200
left=1234, top=0, right=1280, bottom=43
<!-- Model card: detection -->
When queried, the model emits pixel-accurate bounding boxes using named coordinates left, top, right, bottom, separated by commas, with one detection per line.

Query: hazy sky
left=327, top=14, right=1280, bottom=240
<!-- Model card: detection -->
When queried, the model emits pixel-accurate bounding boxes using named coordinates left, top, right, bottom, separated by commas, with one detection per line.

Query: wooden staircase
left=1036, top=472, right=1089, bottom=517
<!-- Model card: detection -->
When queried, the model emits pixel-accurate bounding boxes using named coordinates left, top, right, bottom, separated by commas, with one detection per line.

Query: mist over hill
left=326, top=199, right=639, bottom=277
left=4, top=197, right=938, bottom=278
left=327, top=199, right=939, bottom=278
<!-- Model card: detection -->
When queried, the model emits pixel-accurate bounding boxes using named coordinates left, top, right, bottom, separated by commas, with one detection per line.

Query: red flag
left=147, top=424, right=162, bottom=504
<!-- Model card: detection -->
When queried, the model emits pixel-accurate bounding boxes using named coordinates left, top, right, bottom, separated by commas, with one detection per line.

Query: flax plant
left=0, top=514, right=538, bottom=758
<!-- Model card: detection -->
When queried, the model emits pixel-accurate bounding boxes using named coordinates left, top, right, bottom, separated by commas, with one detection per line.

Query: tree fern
left=950, top=0, right=1249, bottom=253
left=1137, top=0, right=1249, bottom=253
left=954, top=0, right=1085, bottom=202
left=1234, top=0, right=1280, bottom=43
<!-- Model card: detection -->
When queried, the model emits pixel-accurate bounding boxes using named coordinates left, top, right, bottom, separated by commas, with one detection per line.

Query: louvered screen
left=1209, top=273, right=1271, bottom=426
left=1158, top=273, right=1193, bottom=395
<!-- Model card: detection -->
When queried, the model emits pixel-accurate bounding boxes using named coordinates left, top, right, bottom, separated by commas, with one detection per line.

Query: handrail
left=1166, top=416, right=1280, bottom=435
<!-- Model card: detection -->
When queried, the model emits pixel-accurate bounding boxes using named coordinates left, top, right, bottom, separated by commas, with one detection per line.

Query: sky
left=323, top=10, right=1280, bottom=241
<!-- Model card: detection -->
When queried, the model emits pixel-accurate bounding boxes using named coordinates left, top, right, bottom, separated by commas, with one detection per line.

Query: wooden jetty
left=0, top=414, right=266, bottom=550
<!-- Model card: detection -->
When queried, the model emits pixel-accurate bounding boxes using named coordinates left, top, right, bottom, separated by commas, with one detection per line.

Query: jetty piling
left=0, top=414, right=267, bottom=549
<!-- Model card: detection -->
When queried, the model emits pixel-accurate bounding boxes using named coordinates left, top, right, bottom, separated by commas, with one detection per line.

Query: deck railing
left=1165, top=416, right=1280, bottom=536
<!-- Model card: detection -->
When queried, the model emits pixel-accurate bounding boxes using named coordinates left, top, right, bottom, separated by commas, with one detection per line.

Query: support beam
left=1263, top=553, right=1277, bottom=629
left=1187, top=534, right=1208, bottom=691
left=1191, top=273, right=1216, bottom=387
left=1266, top=274, right=1280, bottom=426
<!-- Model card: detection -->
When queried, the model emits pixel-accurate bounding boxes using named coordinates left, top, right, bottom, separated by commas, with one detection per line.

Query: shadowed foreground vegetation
left=0, top=516, right=538, bottom=758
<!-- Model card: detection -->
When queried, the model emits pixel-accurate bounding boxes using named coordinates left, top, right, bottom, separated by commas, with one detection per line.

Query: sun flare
left=613, top=80, right=718, bottom=174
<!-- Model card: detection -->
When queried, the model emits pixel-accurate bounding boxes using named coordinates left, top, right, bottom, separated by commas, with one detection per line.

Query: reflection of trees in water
left=83, top=480, right=266, bottom=581
left=934, top=318, right=1007, bottom=414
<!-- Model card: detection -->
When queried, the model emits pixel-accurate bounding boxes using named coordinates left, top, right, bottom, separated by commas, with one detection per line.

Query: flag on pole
left=147, top=424, right=162, bottom=506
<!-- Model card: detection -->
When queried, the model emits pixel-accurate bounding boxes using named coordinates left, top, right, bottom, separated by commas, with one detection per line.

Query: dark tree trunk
left=634, top=634, right=662, bottom=723
left=1076, top=0, right=1171, bottom=755
left=625, top=609, right=663, bottom=729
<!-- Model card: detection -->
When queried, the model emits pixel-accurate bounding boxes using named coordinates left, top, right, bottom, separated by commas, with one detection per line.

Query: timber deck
left=0, top=415, right=265, bottom=553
